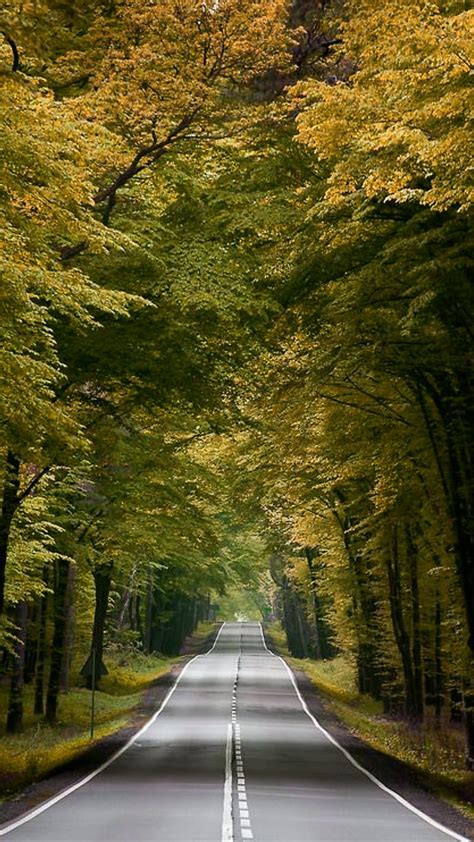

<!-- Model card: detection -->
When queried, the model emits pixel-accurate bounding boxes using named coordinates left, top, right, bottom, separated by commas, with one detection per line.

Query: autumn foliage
left=0, top=0, right=473, bottom=782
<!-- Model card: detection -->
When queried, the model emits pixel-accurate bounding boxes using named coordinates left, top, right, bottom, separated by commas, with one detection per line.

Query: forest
left=0, top=0, right=473, bottom=804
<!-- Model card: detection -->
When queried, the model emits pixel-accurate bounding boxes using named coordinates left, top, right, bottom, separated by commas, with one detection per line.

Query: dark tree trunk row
left=86, top=562, right=113, bottom=690
left=386, top=525, right=422, bottom=720
left=6, top=602, right=28, bottom=733
left=45, top=558, right=71, bottom=724
left=0, top=451, right=20, bottom=615
left=34, top=567, right=49, bottom=715
left=333, top=502, right=385, bottom=700
left=304, top=547, right=336, bottom=660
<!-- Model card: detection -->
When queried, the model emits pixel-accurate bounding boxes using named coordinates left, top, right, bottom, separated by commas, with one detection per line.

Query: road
left=0, top=622, right=468, bottom=842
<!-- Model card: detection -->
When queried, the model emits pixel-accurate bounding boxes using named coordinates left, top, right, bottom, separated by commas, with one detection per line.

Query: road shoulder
left=262, top=627, right=474, bottom=842
left=0, top=623, right=220, bottom=830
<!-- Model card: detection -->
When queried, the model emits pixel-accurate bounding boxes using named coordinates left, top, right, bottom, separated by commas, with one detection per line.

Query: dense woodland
left=0, top=0, right=473, bottom=775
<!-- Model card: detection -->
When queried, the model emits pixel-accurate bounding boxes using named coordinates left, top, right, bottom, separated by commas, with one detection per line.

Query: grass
left=265, top=621, right=474, bottom=820
left=182, top=621, right=218, bottom=651
left=0, top=621, right=217, bottom=799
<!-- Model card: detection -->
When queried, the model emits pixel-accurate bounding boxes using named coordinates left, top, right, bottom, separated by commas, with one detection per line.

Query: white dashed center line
left=233, top=681, right=254, bottom=838
left=227, top=628, right=254, bottom=841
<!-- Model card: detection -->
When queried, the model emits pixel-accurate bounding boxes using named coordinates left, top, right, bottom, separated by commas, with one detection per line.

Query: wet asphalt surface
left=0, top=623, right=467, bottom=841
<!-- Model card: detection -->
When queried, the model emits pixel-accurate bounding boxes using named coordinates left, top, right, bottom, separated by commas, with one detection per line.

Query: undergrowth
left=0, top=652, right=172, bottom=797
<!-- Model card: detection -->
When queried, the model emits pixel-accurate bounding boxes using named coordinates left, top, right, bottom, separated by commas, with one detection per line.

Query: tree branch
left=17, top=465, right=51, bottom=504
left=59, top=109, right=201, bottom=252
left=60, top=241, right=88, bottom=261
left=344, top=376, right=412, bottom=426
left=76, top=509, right=104, bottom=545
left=93, top=110, right=199, bottom=211
left=1, top=31, right=19, bottom=72
left=313, top=387, right=409, bottom=424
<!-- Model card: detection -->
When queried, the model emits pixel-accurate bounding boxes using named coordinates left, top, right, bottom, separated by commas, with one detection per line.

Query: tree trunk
left=86, top=562, right=113, bottom=689
left=305, top=547, right=323, bottom=659
left=144, top=571, right=153, bottom=655
left=129, top=593, right=136, bottom=631
left=386, top=524, right=419, bottom=720
left=60, top=562, right=76, bottom=692
left=406, top=526, right=424, bottom=720
left=45, top=558, right=70, bottom=724
left=117, top=589, right=131, bottom=630
left=464, top=691, right=474, bottom=771
left=434, top=595, right=443, bottom=721
left=34, top=567, right=49, bottom=715
left=6, top=601, right=28, bottom=733
left=0, top=451, right=20, bottom=615
left=281, top=582, right=309, bottom=659
left=450, top=682, right=464, bottom=722
left=295, top=598, right=309, bottom=659
left=162, top=596, right=182, bottom=655
left=150, top=588, right=163, bottom=653
left=463, top=663, right=474, bottom=771
left=445, top=429, right=474, bottom=656
left=333, top=500, right=384, bottom=698
left=416, top=378, right=474, bottom=656
left=136, top=594, right=144, bottom=646
left=192, top=598, right=199, bottom=633
left=23, top=602, right=38, bottom=684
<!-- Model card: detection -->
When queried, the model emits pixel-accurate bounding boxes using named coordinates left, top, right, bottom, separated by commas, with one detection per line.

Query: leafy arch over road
left=0, top=0, right=473, bottom=782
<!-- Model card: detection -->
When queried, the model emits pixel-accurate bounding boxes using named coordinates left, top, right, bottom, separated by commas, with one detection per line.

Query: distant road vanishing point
left=0, top=623, right=469, bottom=842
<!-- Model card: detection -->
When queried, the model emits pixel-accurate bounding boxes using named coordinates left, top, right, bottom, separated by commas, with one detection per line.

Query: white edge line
left=221, top=722, right=234, bottom=842
left=258, top=624, right=469, bottom=842
left=0, top=622, right=227, bottom=837
left=206, top=620, right=226, bottom=655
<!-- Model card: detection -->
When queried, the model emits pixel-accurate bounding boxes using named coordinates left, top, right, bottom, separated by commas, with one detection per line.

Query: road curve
left=0, top=622, right=468, bottom=842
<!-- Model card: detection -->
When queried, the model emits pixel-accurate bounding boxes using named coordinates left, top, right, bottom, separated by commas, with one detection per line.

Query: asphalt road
left=0, top=622, right=468, bottom=842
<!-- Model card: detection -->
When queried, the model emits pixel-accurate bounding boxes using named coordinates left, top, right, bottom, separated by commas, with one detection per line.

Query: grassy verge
left=181, top=621, right=218, bottom=654
left=0, top=621, right=217, bottom=799
left=265, top=621, right=474, bottom=820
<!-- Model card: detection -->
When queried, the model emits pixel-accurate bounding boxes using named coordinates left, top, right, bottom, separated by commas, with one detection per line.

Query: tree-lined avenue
left=0, top=624, right=468, bottom=842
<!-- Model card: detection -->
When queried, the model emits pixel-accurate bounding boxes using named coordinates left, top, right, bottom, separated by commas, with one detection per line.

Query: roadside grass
left=191, top=621, right=216, bottom=638
left=180, top=621, right=218, bottom=654
left=0, top=621, right=217, bottom=799
left=265, top=621, right=474, bottom=819
left=98, top=649, right=175, bottom=695
left=0, top=652, right=173, bottom=798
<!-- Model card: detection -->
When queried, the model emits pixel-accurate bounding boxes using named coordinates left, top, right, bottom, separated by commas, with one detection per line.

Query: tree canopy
left=1, top=0, right=473, bottom=773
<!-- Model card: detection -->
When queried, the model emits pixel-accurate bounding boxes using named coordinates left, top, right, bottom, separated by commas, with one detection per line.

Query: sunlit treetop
left=294, top=0, right=473, bottom=213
